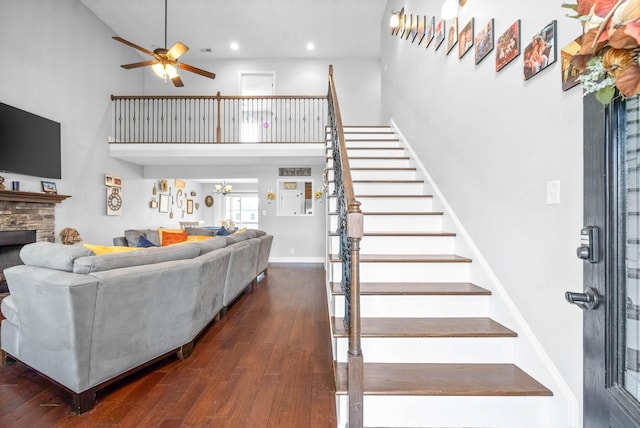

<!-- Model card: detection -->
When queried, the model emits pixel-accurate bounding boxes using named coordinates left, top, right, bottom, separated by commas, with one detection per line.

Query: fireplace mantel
left=0, top=190, right=70, bottom=204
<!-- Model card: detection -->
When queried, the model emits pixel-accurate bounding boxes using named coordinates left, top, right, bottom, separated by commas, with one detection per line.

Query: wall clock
left=205, top=195, right=214, bottom=207
left=106, top=187, right=122, bottom=216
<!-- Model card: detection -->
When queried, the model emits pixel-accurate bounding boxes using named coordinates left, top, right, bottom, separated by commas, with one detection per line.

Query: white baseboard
left=268, top=257, right=325, bottom=264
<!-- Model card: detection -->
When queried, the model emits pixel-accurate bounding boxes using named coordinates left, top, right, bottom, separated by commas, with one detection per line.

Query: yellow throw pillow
left=186, top=235, right=213, bottom=242
left=83, top=244, right=140, bottom=255
left=236, top=227, right=248, bottom=234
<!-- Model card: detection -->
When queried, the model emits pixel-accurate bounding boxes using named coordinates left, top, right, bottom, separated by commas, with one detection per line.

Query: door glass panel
left=625, top=95, right=640, bottom=400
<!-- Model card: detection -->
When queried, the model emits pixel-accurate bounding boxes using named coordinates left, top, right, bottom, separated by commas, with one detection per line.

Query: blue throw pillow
left=136, top=235, right=157, bottom=248
left=216, top=226, right=230, bottom=236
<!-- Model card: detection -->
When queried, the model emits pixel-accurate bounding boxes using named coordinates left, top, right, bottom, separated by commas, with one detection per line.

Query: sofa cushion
left=198, top=236, right=228, bottom=255
left=161, top=231, right=188, bottom=246
left=136, top=235, right=158, bottom=248
left=73, top=243, right=201, bottom=274
left=185, top=227, right=216, bottom=237
left=124, top=229, right=161, bottom=247
left=20, top=242, right=94, bottom=272
left=225, top=233, right=249, bottom=245
left=0, top=295, right=18, bottom=325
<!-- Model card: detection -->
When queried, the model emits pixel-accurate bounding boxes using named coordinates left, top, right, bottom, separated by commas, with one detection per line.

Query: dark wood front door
left=577, top=94, right=640, bottom=426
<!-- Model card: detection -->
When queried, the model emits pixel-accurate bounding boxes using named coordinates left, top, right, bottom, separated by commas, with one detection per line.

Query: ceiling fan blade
left=171, top=75, right=184, bottom=87
left=112, top=36, right=154, bottom=57
left=167, top=42, right=189, bottom=60
left=120, top=60, right=157, bottom=69
left=177, top=62, right=216, bottom=79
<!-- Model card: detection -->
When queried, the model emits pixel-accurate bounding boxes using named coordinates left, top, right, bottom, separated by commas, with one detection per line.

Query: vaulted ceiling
left=81, top=0, right=388, bottom=60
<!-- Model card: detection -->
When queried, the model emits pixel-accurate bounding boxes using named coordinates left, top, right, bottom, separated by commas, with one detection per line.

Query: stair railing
left=327, top=65, right=364, bottom=427
left=110, top=93, right=327, bottom=144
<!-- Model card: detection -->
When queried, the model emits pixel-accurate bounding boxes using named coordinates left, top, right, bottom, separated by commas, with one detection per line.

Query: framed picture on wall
left=187, top=199, right=194, bottom=214
left=434, top=19, right=446, bottom=51
left=458, top=18, right=474, bottom=59
left=496, top=20, right=521, bottom=72
left=159, top=193, right=169, bottom=213
left=446, top=17, right=458, bottom=54
left=474, top=19, right=494, bottom=65
left=416, top=15, right=426, bottom=45
left=561, top=35, right=582, bottom=91
left=523, top=20, right=557, bottom=81
left=425, top=16, right=435, bottom=47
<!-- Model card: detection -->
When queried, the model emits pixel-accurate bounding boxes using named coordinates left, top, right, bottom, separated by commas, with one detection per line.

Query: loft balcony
left=109, top=93, right=328, bottom=167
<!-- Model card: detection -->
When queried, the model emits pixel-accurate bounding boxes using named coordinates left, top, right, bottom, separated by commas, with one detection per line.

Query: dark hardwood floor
left=0, top=264, right=336, bottom=427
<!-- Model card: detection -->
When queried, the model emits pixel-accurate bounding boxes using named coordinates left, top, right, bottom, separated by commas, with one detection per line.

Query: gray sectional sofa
left=0, top=230, right=272, bottom=413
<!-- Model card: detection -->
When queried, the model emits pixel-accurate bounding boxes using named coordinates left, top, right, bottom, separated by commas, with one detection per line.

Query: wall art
left=187, top=199, right=194, bottom=214
left=446, top=17, right=458, bottom=55
left=434, top=19, right=446, bottom=51
left=416, top=15, right=426, bottom=45
left=561, top=35, right=582, bottom=91
left=425, top=16, right=435, bottom=48
left=523, top=20, right=557, bottom=81
left=458, top=18, right=474, bottom=59
left=475, top=19, right=494, bottom=65
left=410, top=15, right=419, bottom=42
left=41, top=181, right=57, bottom=194
left=159, top=193, right=169, bottom=213
left=404, top=14, right=413, bottom=40
left=496, top=20, right=521, bottom=72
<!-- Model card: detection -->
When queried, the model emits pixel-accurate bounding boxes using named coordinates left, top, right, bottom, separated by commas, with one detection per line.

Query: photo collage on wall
left=390, top=8, right=566, bottom=88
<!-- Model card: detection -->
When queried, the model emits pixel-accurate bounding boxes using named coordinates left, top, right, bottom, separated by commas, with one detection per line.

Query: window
left=224, top=194, right=259, bottom=229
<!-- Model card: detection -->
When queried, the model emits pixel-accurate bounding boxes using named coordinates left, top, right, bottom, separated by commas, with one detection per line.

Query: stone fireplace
left=0, top=189, right=70, bottom=294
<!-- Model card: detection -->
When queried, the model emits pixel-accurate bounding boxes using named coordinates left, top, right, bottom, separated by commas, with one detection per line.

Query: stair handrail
left=327, top=64, right=364, bottom=427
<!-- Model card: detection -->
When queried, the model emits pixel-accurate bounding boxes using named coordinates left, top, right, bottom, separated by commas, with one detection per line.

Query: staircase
left=325, top=126, right=557, bottom=427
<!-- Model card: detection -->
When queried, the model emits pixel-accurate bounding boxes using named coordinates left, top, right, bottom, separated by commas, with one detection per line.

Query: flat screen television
left=0, top=102, right=61, bottom=179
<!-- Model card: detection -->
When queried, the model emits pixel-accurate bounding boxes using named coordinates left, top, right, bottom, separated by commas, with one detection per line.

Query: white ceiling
left=81, top=0, right=388, bottom=60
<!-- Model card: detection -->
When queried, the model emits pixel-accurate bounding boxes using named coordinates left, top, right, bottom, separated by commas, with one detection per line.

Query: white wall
left=2, top=0, right=381, bottom=253
left=382, top=0, right=584, bottom=409
left=140, top=58, right=381, bottom=124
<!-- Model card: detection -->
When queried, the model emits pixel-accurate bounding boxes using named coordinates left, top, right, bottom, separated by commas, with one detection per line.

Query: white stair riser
left=352, top=182, right=425, bottom=195
left=328, top=169, right=418, bottom=181
left=332, top=294, right=488, bottom=318
left=334, top=337, right=514, bottom=363
left=329, top=235, right=455, bottom=254
left=339, top=148, right=406, bottom=157
left=329, top=215, right=443, bottom=232
left=330, top=262, right=470, bottom=283
left=329, top=197, right=434, bottom=212
left=327, top=158, right=413, bottom=168
left=336, top=395, right=553, bottom=428
left=327, top=129, right=395, bottom=137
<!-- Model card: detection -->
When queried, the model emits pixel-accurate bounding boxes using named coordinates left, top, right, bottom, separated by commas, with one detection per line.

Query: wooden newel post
left=216, top=91, right=222, bottom=143
left=347, top=201, right=364, bottom=428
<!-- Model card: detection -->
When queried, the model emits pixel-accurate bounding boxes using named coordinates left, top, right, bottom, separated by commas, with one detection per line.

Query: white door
left=240, top=73, right=274, bottom=142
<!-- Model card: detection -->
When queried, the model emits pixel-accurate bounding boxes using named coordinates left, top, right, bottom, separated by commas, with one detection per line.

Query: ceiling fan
left=112, top=0, right=215, bottom=87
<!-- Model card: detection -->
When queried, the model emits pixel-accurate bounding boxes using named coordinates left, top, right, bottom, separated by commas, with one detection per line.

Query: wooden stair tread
left=328, top=211, right=443, bottom=216
left=364, top=232, right=456, bottom=237
left=328, top=194, right=433, bottom=198
left=334, top=363, right=553, bottom=396
left=328, top=231, right=455, bottom=237
left=326, top=156, right=410, bottom=160
left=326, top=167, right=417, bottom=171
left=327, top=147, right=403, bottom=150
left=330, top=281, right=491, bottom=296
left=332, top=179, right=423, bottom=183
left=332, top=317, right=517, bottom=338
left=329, top=254, right=472, bottom=263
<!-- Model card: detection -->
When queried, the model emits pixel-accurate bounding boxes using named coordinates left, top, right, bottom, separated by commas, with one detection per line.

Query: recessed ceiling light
left=306, top=42, right=315, bottom=51
left=230, top=42, right=239, bottom=50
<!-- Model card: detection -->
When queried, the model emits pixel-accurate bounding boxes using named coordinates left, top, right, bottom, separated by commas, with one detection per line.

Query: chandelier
left=215, top=181, right=232, bottom=195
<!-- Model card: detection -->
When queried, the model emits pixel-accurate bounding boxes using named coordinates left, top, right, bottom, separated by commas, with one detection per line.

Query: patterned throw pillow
left=161, top=231, right=189, bottom=246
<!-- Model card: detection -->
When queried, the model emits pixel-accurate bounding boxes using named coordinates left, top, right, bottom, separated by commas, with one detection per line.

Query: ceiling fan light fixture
left=152, top=63, right=178, bottom=80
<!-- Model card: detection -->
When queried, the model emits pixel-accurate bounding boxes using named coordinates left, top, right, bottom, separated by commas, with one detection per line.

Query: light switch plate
left=546, top=180, right=560, bottom=205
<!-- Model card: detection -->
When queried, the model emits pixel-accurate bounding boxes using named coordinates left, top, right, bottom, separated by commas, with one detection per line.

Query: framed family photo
left=458, top=18, right=474, bottom=59
left=523, top=20, right=557, bottom=80
left=474, top=19, right=494, bottom=65
left=435, top=19, right=446, bottom=50
left=446, top=17, right=458, bottom=55
left=496, top=20, right=521, bottom=72
left=41, top=181, right=57, bottom=194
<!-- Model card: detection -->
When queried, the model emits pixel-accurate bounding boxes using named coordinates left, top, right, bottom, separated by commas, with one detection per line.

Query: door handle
left=565, top=287, right=601, bottom=310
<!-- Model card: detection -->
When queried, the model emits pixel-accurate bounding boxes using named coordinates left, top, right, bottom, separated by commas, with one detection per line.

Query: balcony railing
left=110, top=94, right=327, bottom=144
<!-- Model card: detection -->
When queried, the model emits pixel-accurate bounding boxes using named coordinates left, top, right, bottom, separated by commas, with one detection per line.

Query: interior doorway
left=240, top=72, right=275, bottom=142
